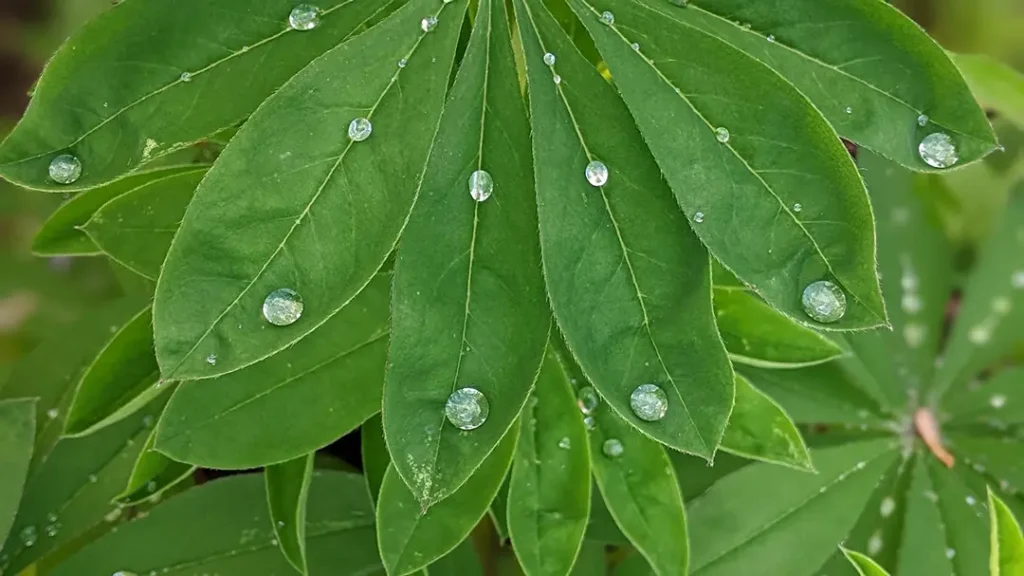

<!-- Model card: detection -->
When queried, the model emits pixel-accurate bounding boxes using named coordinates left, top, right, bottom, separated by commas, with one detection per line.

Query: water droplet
left=845, top=106, right=853, bottom=114
left=968, top=325, right=991, bottom=345
left=180, top=72, right=192, bottom=83
left=553, top=74, right=562, bottom=85
left=715, top=127, right=730, bottom=143
left=577, top=386, right=600, bottom=414
left=288, top=4, right=321, bottom=31
left=19, top=525, right=37, bottom=547
left=600, top=11, right=615, bottom=25
left=991, top=394, right=1007, bottom=409
left=142, top=414, right=155, bottom=428
left=792, top=203, right=802, bottom=213
left=880, top=496, right=896, bottom=517
left=602, top=438, right=624, bottom=458
left=918, top=133, right=959, bottom=168
left=867, top=531, right=883, bottom=556
left=631, top=43, right=640, bottom=51
left=262, top=288, right=304, bottom=326
left=146, top=480, right=158, bottom=493
left=693, top=211, right=704, bottom=223
left=902, top=293, right=922, bottom=314
left=917, top=114, right=929, bottom=127
left=46, top=408, right=59, bottom=420
left=801, top=280, right=847, bottom=324
left=558, top=437, right=571, bottom=449
left=469, top=170, right=493, bottom=202
left=206, top=354, right=217, bottom=366
left=630, top=384, right=668, bottom=422
left=585, top=160, right=609, bottom=187
left=398, top=58, right=408, bottom=68
left=348, top=118, right=373, bottom=142
left=1012, top=270, right=1024, bottom=289
left=766, top=34, right=776, bottom=42
left=421, top=15, right=438, bottom=33
left=583, top=416, right=596, bottom=430
left=49, top=154, right=82, bottom=185
left=277, top=520, right=286, bottom=527
left=903, top=323, right=925, bottom=349
left=945, top=548, right=956, bottom=559
left=445, top=388, right=489, bottom=430
left=543, top=52, right=556, bottom=66
left=88, top=474, right=99, bottom=483
left=112, top=572, right=138, bottom=576
left=993, top=297, right=1012, bottom=315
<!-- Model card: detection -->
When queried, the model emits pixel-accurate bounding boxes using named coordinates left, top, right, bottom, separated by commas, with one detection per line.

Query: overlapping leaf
left=989, top=488, right=1024, bottom=575
left=116, top=428, right=195, bottom=505
left=955, top=53, right=1024, bottom=130
left=513, top=0, right=734, bottom=457
left=384, top=0, right=547, bottom=506
left=266, top=454, right=315, bottom=575
left=719, top=375, right=813, bottom=471
left=153, top=0, right=468, bottom=380
left=843, top=548, right=891, bottom=576
left=569, top=0, right=887, bottom=331
left=740, top=362, right=887, bottom=427
left=0, top=398, right=35, bottom=544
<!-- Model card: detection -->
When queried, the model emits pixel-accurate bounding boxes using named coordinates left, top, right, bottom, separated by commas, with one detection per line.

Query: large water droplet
left=348, top=118, right=373, bottom=142
left=445, top=388, right=489, bottom=430
left=630, top=384, right=668, bottom=422
left=600, top=11, right=615, bottom=25
left=288, top=4, right=321, bottom=31
left=469, top=170, right=493, bottom=202
left=49, top=154, right=82, bottom=185
left=263, top=288, right=304, bottom=326
left=543, top=52, right=556, bottom=66
left=801, top=280, right=847, bottom=324
left=715, top=127, right=730, bottom=143
left=19, top=525, right=37, bottom=547
left=421, top=15, right=438, bottom=33
left=585, top=161, right=609, bottom=187
left=602, top=438, right=624, bottom=458
left=918, top=133, right=959, bottom=168
left=577, top=386, right=599, bottom=414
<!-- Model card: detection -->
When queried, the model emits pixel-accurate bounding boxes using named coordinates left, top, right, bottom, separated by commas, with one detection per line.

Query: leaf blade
left=989, top=487, right=1024, bottom=576
left=0, top=398, right=36, bottom=544
left=266, top=453, right=316, bottom=575
left=720, top=375, right=813, bottom=472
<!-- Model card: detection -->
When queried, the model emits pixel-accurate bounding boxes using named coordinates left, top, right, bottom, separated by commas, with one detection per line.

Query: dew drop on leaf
left=469, top=170, right=493, bottom=202
left=348, top=118, right=372, bottom=142
left=262, top=288, right=304, bottom=326
left=576, top=386, right=600, bottom=414
left=19, top=525, right=37, bottom=547
left=1012, top=270, right=1024, bottom=289
left=585, top=161, right=609, bottom=187
left=991, top=394, right=1007, bottom=409
left=946, top=548, right=956, bottom=559
left=766, top=34, right=775, bottom=42
left=46, top=408, right=59, bottom=420
left=867, top=531, right=883, bottom=556
left=288, top=4, right=320, bottom=31
left=421, top=15, right=438, bottom=33
left=801, top=280, right=847, bottom=324
left=714, top=127, right=730, bottom=143
left=600, top=11, right=615, bottom=25
left=553, top=75, right=562, bottom=85
left=583, top=416, right=596, bottom=430
left=693, top=211, right=705, bottom=223
left=558, top=437, right=571, bottom=449
left=631, top=43, right=640, bottom=51
left=206, top=354, right=217, bottom=366
left=445, top=388, right=489, bottom=430
left=918, top=133, right=959, bottom=168
left=543, top=52, right=556, bottom=66
left=792, top=203, right=802, bottom=213
left=48, top=154, right=82, bottom=185
left=398, top=58, right=408, bottom=68
left=602, top=438, right=624, bottom=458
left=630, top=384, right=668, bottom=422
left=917, top=114, right=929, bottom=127
left=180, top=72, right=192, bottom=83
left=880, top=496, right=896, bottom=518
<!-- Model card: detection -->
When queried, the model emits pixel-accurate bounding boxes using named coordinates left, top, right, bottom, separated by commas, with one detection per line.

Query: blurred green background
left=0, top=0, right=1022, bottom=381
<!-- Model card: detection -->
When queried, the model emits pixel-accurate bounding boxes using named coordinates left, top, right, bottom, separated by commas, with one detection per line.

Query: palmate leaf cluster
left=0, top=0, right=1022, bottom=575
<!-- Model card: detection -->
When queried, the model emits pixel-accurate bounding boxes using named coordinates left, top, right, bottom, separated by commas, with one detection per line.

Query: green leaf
left=83, top=169, right=206, bottom=280
left=714, top=287, right=844, bottom=368
left=945, top=366, right=1024, bottom=426
left=155, top=271, right=390, bottom=469
left=584, top=485, right=628, bottom=545
left=508, top=348, right=591, bottom=576
left=266, top=454, right=315, bottom=575
left=841, top=548, right=892, bottom=576
left=63, top=306, right=159, bottom=437
left=489, top=474, right=511, bottom=542
left=424, top=538, right=484, bottom=576
left=954, top=53, right=1024, bottom=130
left=361, top=414, right=389, bottom=508
left=377, top=420, right=519, bottom=575
left=989, top=487, right=1024, bottom=576
left=153, top=0, right=468, bottom=380
left=946, top=434, right=1024, bottom=497
left=512, top=0, right=734, bottom=457
left=568, top=0, right=887, bottom=332
left=115, top=427, right=195, bottom=506
left=31, top=165, right=206, bottom=256
left=932, top=189, right=1024, bottom=401
left=650, top=0, right=997, bottom=170
left=49, top=471, right=383, bottom=576
left=0, top=398, right=36, bottom=544
left=383, top=0, right=547, bottom=506
left=687, top=439, right=898, bottom=575
left=739, top=363, right=886, bottom=427
left=0, top=0, right=398, bottom=191
left=719, top=375, right=813, bottom=471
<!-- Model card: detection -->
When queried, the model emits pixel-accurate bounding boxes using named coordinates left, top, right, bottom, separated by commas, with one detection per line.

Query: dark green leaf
left=0, top=0, right=398, bottom=191
left=377, top=421, right=519, bottom=575
left=64, top=306, right=159, bottom=437
left=670, top=451, right=750, bottom=503
left=83, top=169, right=206, bottom=280
left=687, top=439, right=898, bottom=575
left=714, top=287, right=843, bottom=368
left=947, top=434, right=1024, bottom=497
left=49, top=471, right=382, bottom=576
left=384, top=0, right=547, bottom=506
left=653, top=0, right=997, bottom=170
left=569, top=0, right=887, bottom=331
left=155, top=272, right=390, bottom=469
left=424, top=538, right=484, bottom=576
left=841, top=548, right=891, bottom=576
left=31, top=166, right=206, bottom=256
left=115, top=427, right=195, bottom=506
left=989, top=488, right=1024, bottom=576
left=153, top=0, right=468, bottom=380
left=266, top=453, right=315, bottom=575
left=720, top=375, right=813, bottom=471
left=954, top=53, right=1024, bottom=130
left=489, top=474, right=511, bottom=542
left=513, top=0, right=734, bottom=457
left=508, top=348, right=591, bottom=576
left=584, top=485, right=628, bottom=545
left=739, top=363, right=886, bottom=427
left=361, top=415, right=389, bottom=508
left=0, top=398, right=36, bottom=544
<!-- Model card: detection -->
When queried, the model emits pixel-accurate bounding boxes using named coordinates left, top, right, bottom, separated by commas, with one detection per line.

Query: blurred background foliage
left=0, top=0, right=1022, bottom=379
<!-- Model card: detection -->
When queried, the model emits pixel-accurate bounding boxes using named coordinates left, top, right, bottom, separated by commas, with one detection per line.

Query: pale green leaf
left=569, top=0, right=887, bottom=331
left=115, top=427, right=195, bottom=506
left=842, top=548, right=892, bottom=576
left=954, top=53, right=1024, bottom=130
left=945, top=367, right=1024, bottom=427
left=266, top=454, right=316, bottom=575
left=989, top=487, right=1024, bottom=576
left=0, top=398, right=36, bottom=544
left=153, top=0, right=468, bottom=380
left=739, top=363, right=886, bottom=427
left=720, top=375, right=813, bottom=472
left=513, top=0, right=734, bottom=457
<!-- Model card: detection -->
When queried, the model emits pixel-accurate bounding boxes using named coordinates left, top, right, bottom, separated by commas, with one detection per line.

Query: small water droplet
left=146, top=480, right=158, bottom=493
left=49, top=154, right=82, bottom=185
left=583, top=416, right=596, bottom=430
left=19, top=525, right=37, bottom=547
left=991, top=394, right=1007, bottom=409
left=112, top=571, right=139, bottom=576
left=845, top=106, right=853, bottom=114
left=398, top=58, right=408, bottom=68
left=206, top=354, right=217, bottom=366
left=766, top=34, right=775, bottom=42
left=142, top=414, right=155, bottom=428
left=585, top=160, right=609, bottom=187
left=631, top=42, right=640, bottom=51
left=693, top=211, right=704, bottom=223
left=993, top=297, right=1012, bottom=315
left=552, top=74, right=562, bottom=85
left=288, top=4, right=321, bottom=31
left=543, top=52, right=556, bottom=66
left=855, top=461, right=866, bottom=470
left=421, top=15, right=438, bottom=33
left=867, top=531, right=883, bottom=556
left=277, top=520, right=286, bottom=528
left=918, top=133, right=959, bottom=168
left=602, top=438, right=624, bottom=458
left=180, top=72, right=192, bottom=83
left=558, top=437, right=571, bottom=449
left=715, top=127, right=730, bottom=143
left=968, top=325, right=991, bottom=345
left=348, top=118, right=373, bottom=142
left=263, top=288, right=304, bottom=326
left=903, top=323, right=925, bottom=348
left=46, top=408, right=59, bottom=420
left=445, top=388, right=489, bottom=430
left=792, top=203, right=802, bottom=213
left=600, top=11, right=615, bottom=25
left=801, top=280, right=847, bottom=324
left=630, top=384, right=668, bottom=422
left=88, top=474, right=99, bottom=483
left=880, top=496, right=896, bottom=518
left=917, top=114, right=929, bottom=127
left=902, top=293, right=922, bottom=314
left=469, top=170, right=493, bottom=202
left=577, top=387, right=599, bottom=414
left=945, top=548, right=956, bottom=559
left=1012, top=270, right=1024, bottom=289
